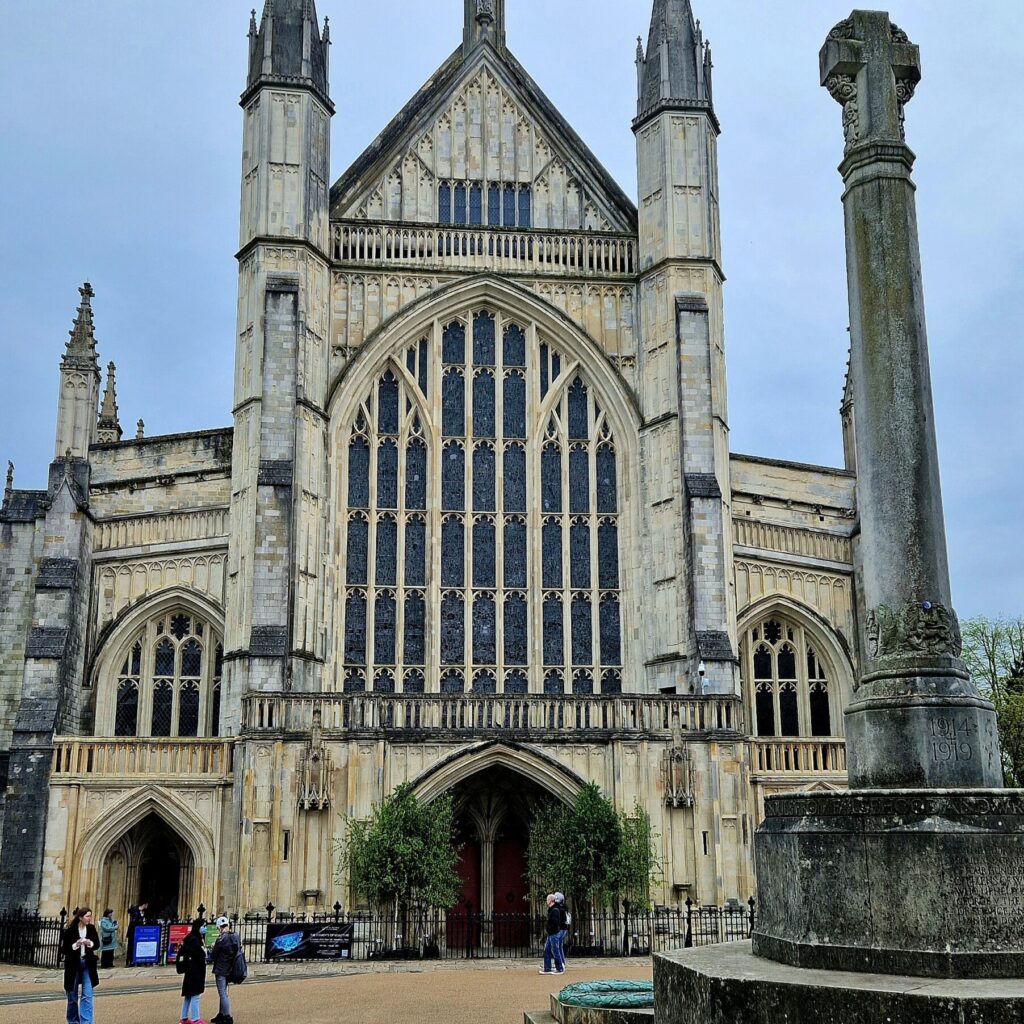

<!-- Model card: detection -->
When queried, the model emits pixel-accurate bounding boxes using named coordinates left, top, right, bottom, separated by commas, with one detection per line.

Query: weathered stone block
left=35, top=558, right=78, bottom=589
left=653, top=942, right=1024, bottom=1024
left=754, top=789, right=1024, bottom=978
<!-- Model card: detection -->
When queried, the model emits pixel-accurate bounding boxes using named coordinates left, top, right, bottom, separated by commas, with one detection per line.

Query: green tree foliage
left=615, top=805, right=661, bottom=910
left=961, top=616, right=1024, bottom=786
left=343, top=783, right=462, bottom=911
left=527, top=783, right=660, bottom=909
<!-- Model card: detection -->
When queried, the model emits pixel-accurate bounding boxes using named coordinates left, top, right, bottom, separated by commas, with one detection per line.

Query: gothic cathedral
left=0, top=0, right=856, bottom=919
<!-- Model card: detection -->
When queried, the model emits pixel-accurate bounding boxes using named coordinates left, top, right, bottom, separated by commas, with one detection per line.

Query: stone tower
left=633, top=0, right=737, bottom=695
left=0, top=287, right=99, bottom=909
left=224, top=0, right=334, bottom=718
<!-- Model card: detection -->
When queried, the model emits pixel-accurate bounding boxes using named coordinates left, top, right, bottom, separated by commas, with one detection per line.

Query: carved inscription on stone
left=931, top=717, right=973, bottom=764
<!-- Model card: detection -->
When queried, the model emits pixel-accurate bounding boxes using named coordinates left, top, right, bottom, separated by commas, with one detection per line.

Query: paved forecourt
left=1, top=958, right=653, bottom=1024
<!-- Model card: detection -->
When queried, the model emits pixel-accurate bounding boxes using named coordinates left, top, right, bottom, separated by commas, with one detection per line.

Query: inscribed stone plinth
left=752, top=789, right=1024, bottom=978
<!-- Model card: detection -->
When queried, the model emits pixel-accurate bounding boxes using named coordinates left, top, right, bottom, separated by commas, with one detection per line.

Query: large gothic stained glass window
left=338, top=309, right=623, bottom=694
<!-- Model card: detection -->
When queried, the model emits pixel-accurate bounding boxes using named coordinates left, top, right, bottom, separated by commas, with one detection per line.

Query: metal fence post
left=684, top=897, right=693, bottom=948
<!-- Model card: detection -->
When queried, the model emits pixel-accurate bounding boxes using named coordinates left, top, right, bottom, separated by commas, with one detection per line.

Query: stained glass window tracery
left=743, top=615, right=837, bottom=738
left=109, top=615, right=220, bottom=737
left=338, top=307, right=623, bottom=694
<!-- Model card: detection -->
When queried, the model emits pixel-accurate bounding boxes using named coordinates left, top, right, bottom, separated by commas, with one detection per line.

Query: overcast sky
left=1, top=1, right=1022, bottom=618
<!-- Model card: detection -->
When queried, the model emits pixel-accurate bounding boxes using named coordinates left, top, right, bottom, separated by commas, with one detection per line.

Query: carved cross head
left=820, top=11, right=921, bottom=154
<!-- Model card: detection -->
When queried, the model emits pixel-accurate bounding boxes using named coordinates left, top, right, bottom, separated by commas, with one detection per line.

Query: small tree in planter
left=528, top=783, right=661, bottom=953
left=342, top=783, right=461, bottom=956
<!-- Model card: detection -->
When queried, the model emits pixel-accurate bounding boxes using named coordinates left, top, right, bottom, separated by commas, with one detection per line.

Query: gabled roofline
left=329, top=41, right=638, bottom=229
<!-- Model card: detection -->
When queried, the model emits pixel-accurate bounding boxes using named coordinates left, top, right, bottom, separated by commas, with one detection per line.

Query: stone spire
left=3, top=461, right=12, bottom=510
left=136, top=418, right=145, bottom=440
left=244, top=0, right=331, bottom=106
left=55, top=283, right=102, bottom=459
left=62, top=283, right=99, bottom=371
left=97, top=361, right=122, bottom=443
left=637, top=0, right=713, bottom=121
left=464, top=0, right=506, bottom=57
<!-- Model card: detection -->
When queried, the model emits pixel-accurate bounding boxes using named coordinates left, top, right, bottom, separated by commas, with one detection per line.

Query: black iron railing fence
left=0, top=898, right=754, bottom=969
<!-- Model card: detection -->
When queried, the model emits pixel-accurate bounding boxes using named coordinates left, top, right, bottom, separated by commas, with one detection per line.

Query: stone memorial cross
left=820, top=11, right=1001, bottom=790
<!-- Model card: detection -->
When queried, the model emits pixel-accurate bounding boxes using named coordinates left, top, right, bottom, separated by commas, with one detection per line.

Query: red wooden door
left=493, top=834, right=530, bottom=947
left=447, top=838, right=480, bottom=949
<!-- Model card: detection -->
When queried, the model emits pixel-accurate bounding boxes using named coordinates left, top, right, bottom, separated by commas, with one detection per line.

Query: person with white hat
left=210, top=918, right=239, bottom=1024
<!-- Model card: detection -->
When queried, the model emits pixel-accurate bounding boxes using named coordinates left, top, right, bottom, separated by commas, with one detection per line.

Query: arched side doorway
left=101, top=815, right=195, bottom=923
left=73, top=787, right=217, bottom=927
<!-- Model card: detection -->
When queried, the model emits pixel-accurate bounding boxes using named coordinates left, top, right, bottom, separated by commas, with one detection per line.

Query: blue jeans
left=216, top=974, right=231, bottom=1017
left=66, top=964, right=94, bottom=1024
left=181, top=994, right=202, bottom=1021
left=554, top=929, right=567, bottom=969
left=543, top=934, right=562, bottom=973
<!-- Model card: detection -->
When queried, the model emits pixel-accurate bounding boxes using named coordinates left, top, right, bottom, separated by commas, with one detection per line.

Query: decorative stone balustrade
left=733, top=519, right=852, bottom=564
left=332, top=222, right=637, bottom=277
left=95, top=507, right=230, bottom=552
left=241, top=693, right=742, bottom=739
left=751, top=737, right=847, bottom=775
left=51, top=738, right=234, bottom=778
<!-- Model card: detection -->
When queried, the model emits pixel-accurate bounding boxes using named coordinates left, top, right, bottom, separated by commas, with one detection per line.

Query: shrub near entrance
left=343, top=784, right=462, bottom=912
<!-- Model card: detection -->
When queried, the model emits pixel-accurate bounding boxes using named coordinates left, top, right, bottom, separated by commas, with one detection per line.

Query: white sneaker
left=539, top=968, right=553, bottom=974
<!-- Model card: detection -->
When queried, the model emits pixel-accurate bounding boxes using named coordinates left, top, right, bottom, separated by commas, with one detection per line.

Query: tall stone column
left=651, top=12, right=1024, bottom=1019
left=821, top=11, right=999, bottom=790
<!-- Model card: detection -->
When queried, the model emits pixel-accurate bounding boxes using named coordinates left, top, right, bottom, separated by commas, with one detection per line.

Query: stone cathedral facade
left=0, top=0, right=857, bottom=921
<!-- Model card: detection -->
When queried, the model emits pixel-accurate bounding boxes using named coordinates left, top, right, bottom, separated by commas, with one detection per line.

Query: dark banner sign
left=264, top=921, right=354, bottom=961
left=131, top=924, right=162, bottom=966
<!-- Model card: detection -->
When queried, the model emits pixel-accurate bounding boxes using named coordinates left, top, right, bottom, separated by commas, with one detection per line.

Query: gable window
left=743, top=615, right=837, bottom=738
left=437, top=181, right=533, bottom=228
left=338, top=308, right=623, bottom=695
left=109, top=613, right=223, bottom=738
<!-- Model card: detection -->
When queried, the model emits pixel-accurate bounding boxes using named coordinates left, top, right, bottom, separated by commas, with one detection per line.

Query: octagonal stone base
left=753, top=789, right=1024, bottom=978
left=653, top=942, right=1024, bottom=1024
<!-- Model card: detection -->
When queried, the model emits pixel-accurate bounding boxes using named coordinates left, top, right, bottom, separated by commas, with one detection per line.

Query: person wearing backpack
left=175, top=919, right=207, bottom=1024
left=553, top=892, right=570, bottom=972
left=210, top=917, right=241, bottom=1024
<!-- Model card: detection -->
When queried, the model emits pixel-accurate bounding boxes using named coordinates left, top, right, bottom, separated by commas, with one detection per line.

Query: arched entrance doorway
left=101, top=814, right=195, bottom=924
left=445, top=766, right=562, bottom=949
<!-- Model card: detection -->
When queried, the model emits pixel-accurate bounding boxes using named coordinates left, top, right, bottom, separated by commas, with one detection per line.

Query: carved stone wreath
left=825, top=73, right=860, bottom=153
left=865, top=601, right=963, bottom=660
left=827, top=18, right=854, bottom=41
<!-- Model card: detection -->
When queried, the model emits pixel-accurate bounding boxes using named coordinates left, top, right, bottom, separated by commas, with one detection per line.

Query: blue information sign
left=131, top=924, right=162, bottom=966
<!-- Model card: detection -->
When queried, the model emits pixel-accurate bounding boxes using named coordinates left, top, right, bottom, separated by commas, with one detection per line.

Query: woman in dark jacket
left=176, top=919, right=208, bottom=1024
left=63, top=907, right=100, bottom=1024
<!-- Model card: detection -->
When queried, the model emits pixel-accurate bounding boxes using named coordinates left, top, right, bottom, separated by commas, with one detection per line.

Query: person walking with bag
left=62, top=907, right=100, bottom=1024
left=210, top=916, right=241, bottom=1024
left=553, top=892, right=569, bottom=972
left=176, top=919, right=208, bottom=1024
left=538, top=894, right=565, bottom=976
left=98, top=910, right=118, bottom=970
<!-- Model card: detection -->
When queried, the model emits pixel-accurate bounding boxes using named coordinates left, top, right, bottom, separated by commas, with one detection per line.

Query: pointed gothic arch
left=737, top=596, right=854, bottom=739
left=408, top=740, right=586, bottom=806
left=327, top=275, right=640, bottom=696
left=90, top=588, right=226, bottom=737
left=72, top=785, right=217, bottom=917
